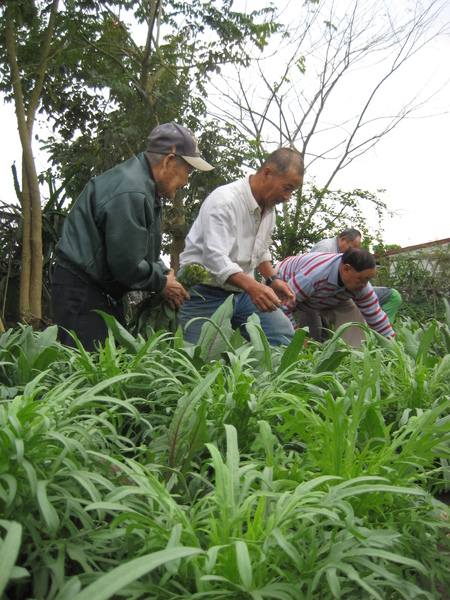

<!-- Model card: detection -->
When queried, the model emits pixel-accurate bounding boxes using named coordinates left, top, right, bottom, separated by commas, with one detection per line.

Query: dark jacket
left=56, top=152, right=168, bottom=299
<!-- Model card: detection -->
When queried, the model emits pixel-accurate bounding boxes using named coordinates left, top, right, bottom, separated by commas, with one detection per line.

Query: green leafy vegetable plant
left=128, top=263, right=210, bottom=338
left=1, top=306, right=449, bottom=599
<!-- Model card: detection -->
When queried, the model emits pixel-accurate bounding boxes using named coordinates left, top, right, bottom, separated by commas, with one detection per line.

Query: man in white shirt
left=178, top=148, right=304, bottom=346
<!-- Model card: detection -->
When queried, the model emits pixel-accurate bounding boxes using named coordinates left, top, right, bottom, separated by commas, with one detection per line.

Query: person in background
left=312, top=228, right=362, bottom=253
left=177, top=148, right=304, bottom=346
left=278, top=248, right=395, bottom=347
left=52, top=122, right=213, bottom=351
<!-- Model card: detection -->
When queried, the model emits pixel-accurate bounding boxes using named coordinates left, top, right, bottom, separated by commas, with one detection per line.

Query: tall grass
left=0, top=309, right=449, bottom=599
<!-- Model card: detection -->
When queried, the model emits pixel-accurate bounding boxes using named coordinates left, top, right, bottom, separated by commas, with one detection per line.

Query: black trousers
left=51, top=266, right=126, bottom=351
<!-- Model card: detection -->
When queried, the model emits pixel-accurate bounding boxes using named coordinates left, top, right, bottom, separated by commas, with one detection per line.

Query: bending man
left=310, top=228, right=402, bottom=324
left=52, top=122, right=213, bottom=350
left=278, top=248, right=395, bottom=347
left=178, top=148, right=304, bottom=346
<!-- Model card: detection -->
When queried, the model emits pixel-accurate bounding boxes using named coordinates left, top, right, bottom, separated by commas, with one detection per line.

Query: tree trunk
left=169, top=194, right=186, bottom=273
left=4, top=0, right=59, bottom=325
left=26, top=150, right=43, bottom=320
left=19, top=162, right=32, bottom=315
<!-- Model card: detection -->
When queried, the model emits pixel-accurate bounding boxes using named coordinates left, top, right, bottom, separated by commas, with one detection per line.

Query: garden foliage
left=0, top=303, right=449, bottom=599
left=128, top=264, right=211, bottom=338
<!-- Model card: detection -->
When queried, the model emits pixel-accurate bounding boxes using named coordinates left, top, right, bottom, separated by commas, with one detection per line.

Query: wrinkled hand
left=160, top=269, right=190, bottom=310
left=247, top=281, right=284, bottom=313
left=270, top=279, right=296, bottom=306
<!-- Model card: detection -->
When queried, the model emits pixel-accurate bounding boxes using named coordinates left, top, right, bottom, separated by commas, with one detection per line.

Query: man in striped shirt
left=278, top=248, right=395, bottom=347
left=310, top=228, right=402, bottom=324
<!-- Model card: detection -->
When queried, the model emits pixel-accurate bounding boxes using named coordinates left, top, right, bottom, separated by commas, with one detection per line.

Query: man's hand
left=227, top=271, right=285, bottom=313
left=160, top=269, right=190, bottom=310
left=246, top=280, right=285, bottom=313
left=269, top=278, right=296, bottom=305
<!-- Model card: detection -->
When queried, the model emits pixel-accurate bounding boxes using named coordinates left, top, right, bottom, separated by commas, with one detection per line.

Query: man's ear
left=262, top=166, right=273, bottom=179
left=162, top=153, right=175, bottom=170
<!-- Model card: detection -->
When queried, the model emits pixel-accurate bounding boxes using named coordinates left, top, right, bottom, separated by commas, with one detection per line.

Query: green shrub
left=0, top=308, right=449, bottom=599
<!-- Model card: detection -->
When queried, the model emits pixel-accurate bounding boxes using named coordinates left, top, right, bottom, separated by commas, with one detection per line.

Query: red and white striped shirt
left=278, top=253, right=395, bottom=338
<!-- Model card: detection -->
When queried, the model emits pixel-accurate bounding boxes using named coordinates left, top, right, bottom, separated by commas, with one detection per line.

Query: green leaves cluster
left=0, top=305, right=449, bottom=598
left=0, top=167, right=72, bottom=323
left=375, top=249, right=450, bottom=322
left=128, top=263, right=211, bottom=338
left=274, top=186, right=387, bottom=260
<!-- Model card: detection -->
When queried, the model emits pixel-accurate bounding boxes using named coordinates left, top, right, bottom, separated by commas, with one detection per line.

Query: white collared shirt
left=180, top=175, right=275, bottom=291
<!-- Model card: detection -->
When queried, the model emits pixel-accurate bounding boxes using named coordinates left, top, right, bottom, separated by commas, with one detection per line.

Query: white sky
left=1, top=0, right=449, bottom=250
left=326, top=20, right=450, bottom=249
left=331, top=108, right=450, bottom=248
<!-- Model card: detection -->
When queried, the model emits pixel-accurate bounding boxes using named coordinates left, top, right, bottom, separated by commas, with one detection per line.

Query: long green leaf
left=197, top=294, right=235, bottom=362
left=276, top=328, right=306, bottom=375
left=71, top=547, right=203, bottom=600
left=225, top=424, right=240, bottom=510
left=415, top=321, right=437, bottom=366
left=37, top=480, right=60, bottom=533
left=167, top=368, right=220, bottom=469
left=0, top=521, right=23, bottom=597
left=94, top=310, right=143, bottom=353
left=234, top=540, right=253, bottom=590
left=244, top=314, right=273, bottom=374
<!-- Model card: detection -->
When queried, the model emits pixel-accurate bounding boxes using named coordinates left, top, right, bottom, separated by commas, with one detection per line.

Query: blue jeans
left=178, top=284, right=294, bottom=347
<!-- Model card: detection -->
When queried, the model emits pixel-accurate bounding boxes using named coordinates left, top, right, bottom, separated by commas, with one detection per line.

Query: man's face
left=155, top=156, right=194, bottom=199
left=338, top=236, right=361, bottom=253
left=259, top=167, right=303, bottom=209
left=340, top=263, right=376, bottom=295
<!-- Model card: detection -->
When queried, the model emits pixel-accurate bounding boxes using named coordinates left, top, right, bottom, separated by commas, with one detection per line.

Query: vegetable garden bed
left=1, top=298, right=449, bottom=599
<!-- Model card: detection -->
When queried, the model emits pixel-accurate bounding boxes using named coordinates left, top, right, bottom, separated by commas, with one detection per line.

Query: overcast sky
left=1, top=0, right=449, bottom=250
left=328, top=34, right=450, bottom=249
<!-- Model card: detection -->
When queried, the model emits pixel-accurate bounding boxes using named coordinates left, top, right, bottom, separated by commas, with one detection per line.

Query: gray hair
left=259, top=148, right=304, bottom=177
left=145, top=151, right=186, bottom=167
left=338, top=228, right=362, bottom=242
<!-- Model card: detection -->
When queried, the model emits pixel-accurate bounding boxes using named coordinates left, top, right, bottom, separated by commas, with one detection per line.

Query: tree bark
left=4, top=0, right=60, bottom=323
left=19, top=163, right=32, bottom=314
left=169, top=194, right=186, bottom=273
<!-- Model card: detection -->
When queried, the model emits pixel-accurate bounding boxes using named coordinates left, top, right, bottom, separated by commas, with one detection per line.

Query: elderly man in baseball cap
left=52, top=122, right=213, bottom=350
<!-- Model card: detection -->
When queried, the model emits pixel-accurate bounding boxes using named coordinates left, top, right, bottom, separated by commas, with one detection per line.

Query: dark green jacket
left=56, top=153, right=168, bottom=299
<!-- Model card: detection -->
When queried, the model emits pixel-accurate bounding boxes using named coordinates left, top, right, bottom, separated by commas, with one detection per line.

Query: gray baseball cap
left=147, top=122, right=214, bottom=171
